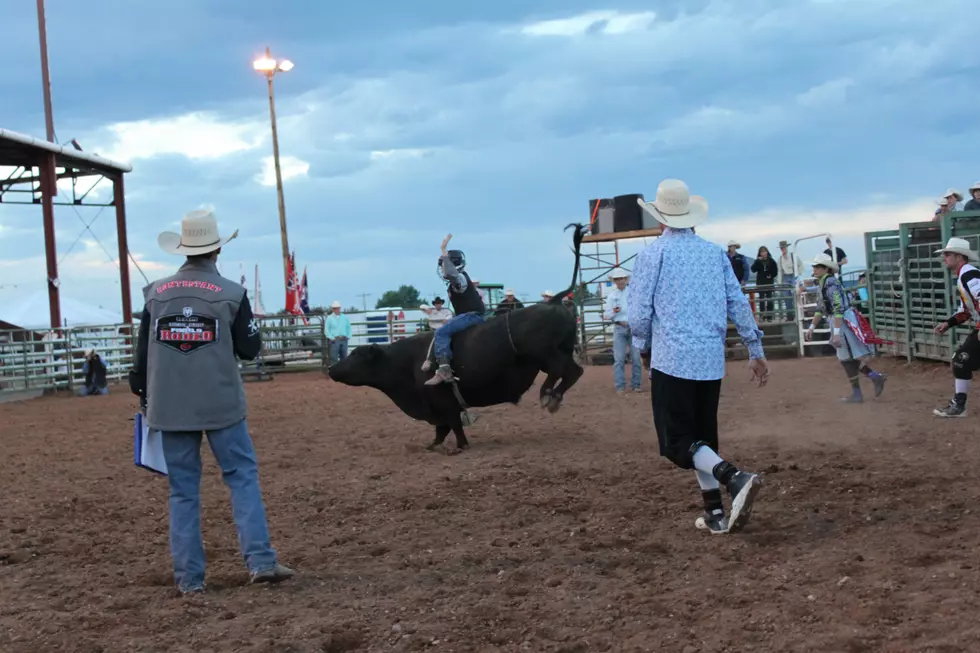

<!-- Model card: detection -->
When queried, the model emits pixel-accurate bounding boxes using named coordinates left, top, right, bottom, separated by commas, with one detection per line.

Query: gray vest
left=143, top=259, right=249, bottom=432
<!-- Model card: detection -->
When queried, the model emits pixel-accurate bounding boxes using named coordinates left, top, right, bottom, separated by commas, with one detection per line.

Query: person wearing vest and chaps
left=424, top=233, right=486, bottom=386
left=128, top=209, right=294, bottom=595
left=804, top=253, right=887, bottom=404
left=932, top=237, right=980, bottom=418
left=78, top=348, right=109, bottom=396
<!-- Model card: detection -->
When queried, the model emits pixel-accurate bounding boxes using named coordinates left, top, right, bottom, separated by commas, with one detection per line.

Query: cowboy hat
left=636, top=178, right=709, bottom=229
left=945, top=188, right=964, bottom=201
left=609, top=268, right=630, bottom=279
left=541, top=290, right=554, bottom=297
left=811, top=252, right=840, bottom=272
left=727, top=240, right=741, bottom=249
left=935, top=237, right=979, bottom=261
left=778, top=240, right=790, bottom=248
left=432, top=296, right=445, bottom=304
left=330, top=301, right=342, bottom=308
left=505, top=289, right=515, bottom=295
left=158, top=209, right=238, bottom=256
left=969, top=181, right=980, bottom=192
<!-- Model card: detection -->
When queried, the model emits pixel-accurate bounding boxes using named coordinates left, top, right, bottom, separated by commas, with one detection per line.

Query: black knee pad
left=953, top=350, right=975, bottom=380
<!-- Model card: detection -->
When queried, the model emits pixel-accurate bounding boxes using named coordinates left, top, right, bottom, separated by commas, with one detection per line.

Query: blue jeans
left=781, top=275, right=797, bottom=319
left=433, top=312, right=485, bottom=361
left=78, top=385, right=108, bottom=396
left=330, top=338, right=348, bottom=364
left=161, top=419, right=278, bottom=590
left=612, top=323, right=642, bottom=390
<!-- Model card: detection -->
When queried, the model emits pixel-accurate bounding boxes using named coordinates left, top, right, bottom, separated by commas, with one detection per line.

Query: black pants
left=758, top=286, right=773, bottom=320
left=953, top=331, right=980, bottom=380
left=650, top=368, right=722, bottom=470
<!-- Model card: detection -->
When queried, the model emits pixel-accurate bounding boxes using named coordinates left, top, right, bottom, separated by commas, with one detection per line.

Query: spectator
left=934, top=197, right=951, bottom=221
left=325, top=301, right=351, bottom=365
left=494, top=289, right=524, bottom=316
left=426, top=297, right=453, bottom=329
left=945, top=189, right=966, bottom=211
left=727, top=240, right=747, bottom=285
left=824, top=237, right=847, bottom=277
left=751, top=246, right=778, bottom=322
left=417, top=304, right=431, bottom=332
left=78, top=348, right=109, bottom=396
left=965, top=182, right=980, bottom=211
left=776, top=240, right=802, bottom=321
left=603, top=268, right=643, bottom=394
left=541, top=290, right=554, bottom=302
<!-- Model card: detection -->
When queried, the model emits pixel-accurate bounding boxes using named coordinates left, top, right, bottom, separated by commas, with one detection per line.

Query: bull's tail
left=548, top=223, right=588, bottom=304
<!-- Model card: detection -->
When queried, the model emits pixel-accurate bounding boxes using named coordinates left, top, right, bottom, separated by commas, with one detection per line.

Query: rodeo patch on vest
left=155, top=306, right=219, bottom=353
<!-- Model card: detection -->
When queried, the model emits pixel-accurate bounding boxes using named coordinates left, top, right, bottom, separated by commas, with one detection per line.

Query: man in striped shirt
left=933, top=237, right=980, bottom=418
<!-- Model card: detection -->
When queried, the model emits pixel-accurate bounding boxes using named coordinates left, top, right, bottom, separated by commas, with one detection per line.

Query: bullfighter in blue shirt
left=628, top=179, right=770, bottom=535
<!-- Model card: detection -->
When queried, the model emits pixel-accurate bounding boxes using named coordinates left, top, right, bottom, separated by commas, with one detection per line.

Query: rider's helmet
left=437, top=249, right=466, bottom=280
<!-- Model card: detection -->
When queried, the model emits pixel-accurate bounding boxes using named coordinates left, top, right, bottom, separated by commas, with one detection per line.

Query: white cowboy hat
left=938, top=197, right=949, bottom=206
left=969, top=181, right=980, bottom=192
left=609, top=268, right=630, bottom=279
left=945, top=188, right=964, bottom=201
left=727, top=240, right=741, bottom=248
left=505, top=289, right=515, bottom=295
left=636, top=178, right=709, bottom=229
left=811, top=252, right=840, bottom=272
left=541, top=290, right=554, bottom=297
left=330, top=300, right=342, bottom=308
left=935, top=237, right=979, bottom=261
left=158, top=209, right=238, bottom=256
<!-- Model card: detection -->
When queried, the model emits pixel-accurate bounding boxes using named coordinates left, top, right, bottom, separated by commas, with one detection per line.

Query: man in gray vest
left=128, top=209, right=294, bottom=594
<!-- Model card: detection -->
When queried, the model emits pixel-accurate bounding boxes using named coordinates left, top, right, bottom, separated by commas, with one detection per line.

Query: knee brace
left=953, top=350, right=975, bottom=380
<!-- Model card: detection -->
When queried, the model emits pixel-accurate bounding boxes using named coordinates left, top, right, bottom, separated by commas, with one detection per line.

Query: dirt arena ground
left=2, top=355, right=979, bottom=652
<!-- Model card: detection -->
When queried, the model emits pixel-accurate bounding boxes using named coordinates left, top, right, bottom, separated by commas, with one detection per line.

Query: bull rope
left=504, top=310, right=518, bottom=353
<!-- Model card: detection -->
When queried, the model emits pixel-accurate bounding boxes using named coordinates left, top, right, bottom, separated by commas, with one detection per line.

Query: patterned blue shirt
left=627, top=227, right=765, bottom=381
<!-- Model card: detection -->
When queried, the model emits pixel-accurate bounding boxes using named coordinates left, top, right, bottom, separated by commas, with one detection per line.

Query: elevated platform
left=582, top=227, right=662, bottom=243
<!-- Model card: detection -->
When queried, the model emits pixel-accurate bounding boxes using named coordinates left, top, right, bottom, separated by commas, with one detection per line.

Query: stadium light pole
left=252, top=47, right=295, bottom=298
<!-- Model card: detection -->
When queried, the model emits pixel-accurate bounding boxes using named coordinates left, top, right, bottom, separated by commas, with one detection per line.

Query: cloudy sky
left=1, top=0, right=978, bottom=319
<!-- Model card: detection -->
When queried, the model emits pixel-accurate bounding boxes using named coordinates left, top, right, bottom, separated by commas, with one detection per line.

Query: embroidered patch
left=155, top=280, right=223, bottom=294
left=155, top=310, right=219, bottom=354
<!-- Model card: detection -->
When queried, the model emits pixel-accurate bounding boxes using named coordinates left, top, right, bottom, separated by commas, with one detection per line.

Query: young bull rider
left=932, top=237, right=980, bottom=418
left=628, top=178, right=769, bottom=535
left=424, top=233, right=487, bottom=385
left=804, top=252, right=887, bottom=403
left=129, top=209, right=294, bottom=594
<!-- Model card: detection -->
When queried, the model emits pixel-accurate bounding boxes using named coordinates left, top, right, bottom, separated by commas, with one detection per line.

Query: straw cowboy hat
left=778, top=240, right=790, bottom=248
left=609, top=267, right=630, bottom=279
left=811, top=252, right=840, bottom=272
left=969, top=181, right=980, bottom=192
left=727, top=240, right=741, bottom=249
left=945, top=188, right=964, bottom=201
left=636, top=178, right=709, bottom=229
left=158, top=209, right=238, bottom=255
left=935, top=237, right=979, bottom=261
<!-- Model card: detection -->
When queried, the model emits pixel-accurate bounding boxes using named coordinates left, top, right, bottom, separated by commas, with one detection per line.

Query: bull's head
left=327, top=344, right=386, bottom=387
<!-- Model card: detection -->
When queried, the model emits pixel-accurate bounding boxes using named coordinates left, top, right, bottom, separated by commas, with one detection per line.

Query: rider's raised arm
left=441, top=255, right=468, bottom=293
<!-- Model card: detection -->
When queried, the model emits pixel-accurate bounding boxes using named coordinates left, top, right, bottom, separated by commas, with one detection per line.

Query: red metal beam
left=39, top=153, right=61, bottom=328
left=114, top=175, right=133, bottom=324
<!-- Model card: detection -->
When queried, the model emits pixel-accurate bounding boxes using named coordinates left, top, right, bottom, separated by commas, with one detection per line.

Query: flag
left=300, top=266, right=310, bottom=314
left=254, top=264, right=266, bottom=316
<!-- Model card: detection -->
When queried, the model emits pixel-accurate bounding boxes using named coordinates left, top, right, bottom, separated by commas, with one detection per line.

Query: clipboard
left=133, top=411, right=168, bottom=476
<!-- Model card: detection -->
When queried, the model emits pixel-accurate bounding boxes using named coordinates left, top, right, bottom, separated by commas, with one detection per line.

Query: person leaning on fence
left=128, top=209, right=294, bottom=595
left=78, top=348, right=109, bottom=396
left=603, top=267, right=643, bottom=394
left=628, top=178, right=769, bottom=536
left=965, top=181, right=980, bottom=211
left=776, top=240, right=802, bottom=321
left=932, top=237, right=980, bottom=418
left=751, top=245, right=778, bottom=322
left=325, top=300, right=351, bottom=365
left=804, top=252, right=887, bottom=404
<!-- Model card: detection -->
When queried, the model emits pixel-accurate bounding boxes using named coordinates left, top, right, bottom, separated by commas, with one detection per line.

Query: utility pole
left=357, top=293, right=371, bottom=312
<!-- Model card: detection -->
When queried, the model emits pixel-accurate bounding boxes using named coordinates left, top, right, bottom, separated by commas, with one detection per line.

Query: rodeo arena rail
left=4, top=215, right=979, bottom=397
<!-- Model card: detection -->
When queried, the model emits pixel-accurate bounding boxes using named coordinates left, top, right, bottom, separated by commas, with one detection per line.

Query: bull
left=327, top=223, right=588, bottom=451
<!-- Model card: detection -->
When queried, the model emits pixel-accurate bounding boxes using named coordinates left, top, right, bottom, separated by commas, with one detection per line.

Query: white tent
left=1, top=291, right=123, bottom=330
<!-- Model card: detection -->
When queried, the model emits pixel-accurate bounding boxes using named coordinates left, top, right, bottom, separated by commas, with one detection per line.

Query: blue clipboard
left=133, top=411, right=168, bottom=476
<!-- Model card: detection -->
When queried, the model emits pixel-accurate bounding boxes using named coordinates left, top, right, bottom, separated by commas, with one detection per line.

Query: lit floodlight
left=278, top=60, right=294, bottom=72
left=253, top=56, right=277, bottom=72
